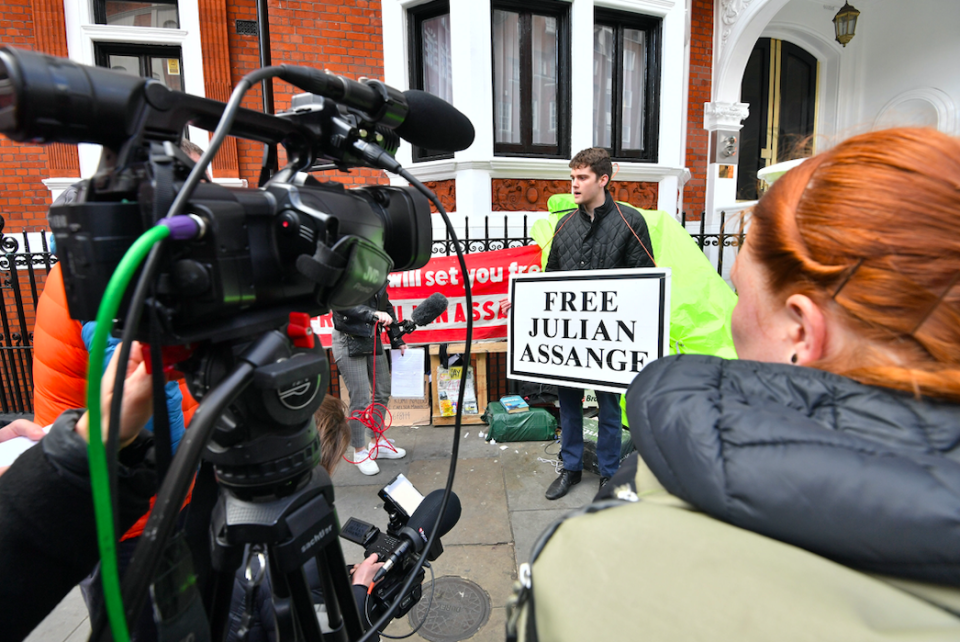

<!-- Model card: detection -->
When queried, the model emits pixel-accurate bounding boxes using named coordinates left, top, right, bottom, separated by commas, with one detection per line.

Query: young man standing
left=543, top=148, right=655, bottom=500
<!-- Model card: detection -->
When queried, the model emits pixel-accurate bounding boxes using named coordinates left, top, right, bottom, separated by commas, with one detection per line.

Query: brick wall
left=0, top=0, right=69, bottom=234
left=223, top=0, right=389, bottom=188
left=684, top=0, right=713, bottom=220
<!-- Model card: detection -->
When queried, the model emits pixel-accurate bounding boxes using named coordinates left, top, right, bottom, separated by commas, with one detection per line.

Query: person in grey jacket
left=331, top=285, right=407, bottom=476
left=543, top=147, right=656, bottom=500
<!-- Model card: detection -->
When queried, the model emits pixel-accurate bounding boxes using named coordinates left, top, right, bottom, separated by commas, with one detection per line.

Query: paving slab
left=26, top=586, right=89, bottom=642
left=403, top=458, right=512, bottom=547
left=509, top=507, right=576, bottom=569
left=380, top=544, right=515, bottom=642
left=409, top=423, right=503, bottom=461
left=500, top=441, right=603, bottom=511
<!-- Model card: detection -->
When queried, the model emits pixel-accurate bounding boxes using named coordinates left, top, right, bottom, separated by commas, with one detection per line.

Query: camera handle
left=205, top=467, right=365, bottom=642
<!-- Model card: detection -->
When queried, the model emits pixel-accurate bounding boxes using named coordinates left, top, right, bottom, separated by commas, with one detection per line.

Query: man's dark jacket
left=623, top=355, right=960, bottom=587
left=331, top=285, right=403, bottom=355
left=546, top=192, right=655, bottom=272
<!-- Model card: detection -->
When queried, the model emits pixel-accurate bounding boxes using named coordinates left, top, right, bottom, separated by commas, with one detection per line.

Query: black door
left=736, top=38, right=818, bottom=200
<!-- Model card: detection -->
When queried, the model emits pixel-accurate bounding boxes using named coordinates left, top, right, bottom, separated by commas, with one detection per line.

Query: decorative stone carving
left=492, top=179, right=567, bottom=211
left=608, top=181, right=659, bottom=210
left=719, top=0, right=755, bottom=51
left=720, top=0, right=753, bottom=26
left=704, top=102, right=750, bottom=131
left=492, top=179, right=659, bottom=211
left=423, top=179, right=456, bottom=213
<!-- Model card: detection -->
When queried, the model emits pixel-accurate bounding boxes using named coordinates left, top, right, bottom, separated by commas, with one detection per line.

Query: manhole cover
left=407, top=576, right=491, bottom=642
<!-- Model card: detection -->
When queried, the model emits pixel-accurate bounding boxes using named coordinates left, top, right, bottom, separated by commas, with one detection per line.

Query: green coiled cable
left=86, top=224, right=171, bottom=642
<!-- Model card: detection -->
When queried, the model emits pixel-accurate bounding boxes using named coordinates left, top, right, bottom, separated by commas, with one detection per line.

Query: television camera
left=0, top=44, right=474, bottom=642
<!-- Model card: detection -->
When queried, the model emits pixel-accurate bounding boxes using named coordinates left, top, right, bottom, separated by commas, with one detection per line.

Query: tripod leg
left=319, top=539, right=365, bottom=640
left=268, top=547, right=325, bottom=642
left=307, top=556, right=349, bottom=641
left=207, top=544, right=256, bottom=642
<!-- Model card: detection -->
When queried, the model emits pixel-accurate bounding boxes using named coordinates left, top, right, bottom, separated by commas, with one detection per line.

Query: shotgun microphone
left=372, top=489, right=461, bottom=583
left=388, top=293, right=448, bottom=341
left=278, top=68, right=475, bottom=152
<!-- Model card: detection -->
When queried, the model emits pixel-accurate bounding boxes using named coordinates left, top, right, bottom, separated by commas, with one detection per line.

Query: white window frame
left=62, top=0, right=206, bottom=179
left=383, top=0, right=686, bottom=217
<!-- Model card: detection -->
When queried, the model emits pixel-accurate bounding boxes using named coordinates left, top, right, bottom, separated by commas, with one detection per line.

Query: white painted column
left=569, top=0, right=594, bottom=155
left=655, top=0, right=688, bottom=216
left=381, top=0, right=410, bottom=171
left=451, top=0, right=494, bottom=220
left=703, top=101, right=749, bottom=225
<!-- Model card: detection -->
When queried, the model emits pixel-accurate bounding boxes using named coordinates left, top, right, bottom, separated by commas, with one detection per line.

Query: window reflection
left=493, top=10, right=520, bottom=145
left=103, top=1, right=179, bottom=29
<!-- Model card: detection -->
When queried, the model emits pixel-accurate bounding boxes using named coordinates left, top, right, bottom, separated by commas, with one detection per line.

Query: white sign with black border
left=508, top=268, right=671, bottom=393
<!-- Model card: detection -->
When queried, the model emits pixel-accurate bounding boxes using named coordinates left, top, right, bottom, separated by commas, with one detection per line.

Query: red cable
left=343, top=320, right=398, bottom=465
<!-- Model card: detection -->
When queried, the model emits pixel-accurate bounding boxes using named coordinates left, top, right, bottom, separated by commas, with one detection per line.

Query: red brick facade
left=0, top=0, right=389, bottom=238
left=684, top=0, right=714, bottom=220
left=222, top=0, right=389, bottom=188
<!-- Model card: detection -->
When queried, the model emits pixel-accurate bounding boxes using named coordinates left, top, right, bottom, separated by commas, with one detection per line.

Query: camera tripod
left=205, top=467, right=364, bottom=642
left=151, top=327, right=370, bottom=642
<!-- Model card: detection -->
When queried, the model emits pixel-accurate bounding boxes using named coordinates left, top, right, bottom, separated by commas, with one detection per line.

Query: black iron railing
left=681, top=210, right=747, bottom=277
left=0, top=211, right=739, bottom=413
left=0, top=222, right=57, bottom=415
left=432, top=214, right=535, bottom=256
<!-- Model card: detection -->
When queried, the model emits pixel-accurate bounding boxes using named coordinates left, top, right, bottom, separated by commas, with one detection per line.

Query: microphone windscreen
left=406, top=489, right=462, bottom=541
left=410, top=293, right=448, bottom=327
left=396, top=90, right=475, bottom=152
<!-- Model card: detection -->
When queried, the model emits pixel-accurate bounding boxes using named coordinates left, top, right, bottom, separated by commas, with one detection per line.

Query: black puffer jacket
left=545, top=192, right=655, bottom=272
left=331, top=285, right=403, bottom=354
left=0, top=411, right=156, bottom=641
left=625, top=355, right=960, bottom=586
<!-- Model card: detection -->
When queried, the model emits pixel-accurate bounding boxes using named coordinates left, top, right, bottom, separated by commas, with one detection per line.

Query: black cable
left=92, top=243, right=165, bottom=642
left=148, top=283, right=173, bottom=483
left=117, top=360, right=257, bottom=634
left=353, top=168, right=473, bottom=642
left=95, top=65, right=290, bottom=641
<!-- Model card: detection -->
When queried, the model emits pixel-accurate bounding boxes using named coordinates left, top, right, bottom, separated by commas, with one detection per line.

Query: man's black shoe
left=545, top=469, right=582, bottom=500
left=599, top=476, right=611, bottom=491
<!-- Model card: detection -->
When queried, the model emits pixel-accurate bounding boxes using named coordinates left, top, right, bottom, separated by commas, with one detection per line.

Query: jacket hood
left=626, top=354, right=960, bottom=586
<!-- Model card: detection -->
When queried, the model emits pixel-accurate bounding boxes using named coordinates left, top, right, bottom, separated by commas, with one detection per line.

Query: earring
left=790, top=354, right=798, bottom=364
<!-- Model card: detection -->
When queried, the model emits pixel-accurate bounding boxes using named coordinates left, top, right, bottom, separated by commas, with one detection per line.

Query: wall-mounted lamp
left=833, top=2, right=860, bottom=47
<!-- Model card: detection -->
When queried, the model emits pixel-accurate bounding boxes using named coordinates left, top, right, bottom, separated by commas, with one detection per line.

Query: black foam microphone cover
left=404, top=489, right=462, bottom=552
left=396, top=90, right=475, bottom=152
left=410, top=293, right=449, bottom=327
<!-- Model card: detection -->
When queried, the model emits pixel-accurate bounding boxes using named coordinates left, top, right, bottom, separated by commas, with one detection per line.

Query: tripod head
left=185, top=319, right=329, bottom=501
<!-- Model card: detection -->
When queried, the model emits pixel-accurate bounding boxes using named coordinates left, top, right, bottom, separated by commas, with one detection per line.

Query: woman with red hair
left=516, top=128, right=960, bottom=640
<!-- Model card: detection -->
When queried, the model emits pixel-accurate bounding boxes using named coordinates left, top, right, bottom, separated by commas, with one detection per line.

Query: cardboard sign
left=311, top=245, right=542, bottom=347
left=508, top=268, right=671, bottom=393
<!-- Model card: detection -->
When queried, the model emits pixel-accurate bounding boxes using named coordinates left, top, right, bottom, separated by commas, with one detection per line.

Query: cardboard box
left=339, top=375, right=432, bottom=426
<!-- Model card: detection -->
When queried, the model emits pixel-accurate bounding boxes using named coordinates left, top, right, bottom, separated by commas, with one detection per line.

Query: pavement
left=27, top=422, right=609, bottom=642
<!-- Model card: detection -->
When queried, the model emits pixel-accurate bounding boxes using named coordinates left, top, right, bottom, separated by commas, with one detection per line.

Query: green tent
left=539, top=194, right=740, bottom=424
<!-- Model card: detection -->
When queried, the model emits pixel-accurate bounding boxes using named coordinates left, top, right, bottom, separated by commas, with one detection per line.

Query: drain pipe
left=257, top=0, right=278, bottom=182
left=677, top=0, right=693, bottom=223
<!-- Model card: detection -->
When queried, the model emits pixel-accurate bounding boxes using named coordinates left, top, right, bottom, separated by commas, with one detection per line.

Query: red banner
left=311, top=245, right=542, bottom=347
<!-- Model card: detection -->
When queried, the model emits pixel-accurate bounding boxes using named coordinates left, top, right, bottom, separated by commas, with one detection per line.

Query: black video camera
left=341, top=475, right=461, bottom=620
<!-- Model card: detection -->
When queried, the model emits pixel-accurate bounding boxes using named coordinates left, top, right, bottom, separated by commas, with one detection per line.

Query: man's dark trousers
left=557, top=386, right=623, bottom=478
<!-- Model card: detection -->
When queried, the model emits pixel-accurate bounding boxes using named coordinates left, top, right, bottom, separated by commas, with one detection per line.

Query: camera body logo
left=301, top=524, right=334, bottom=554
